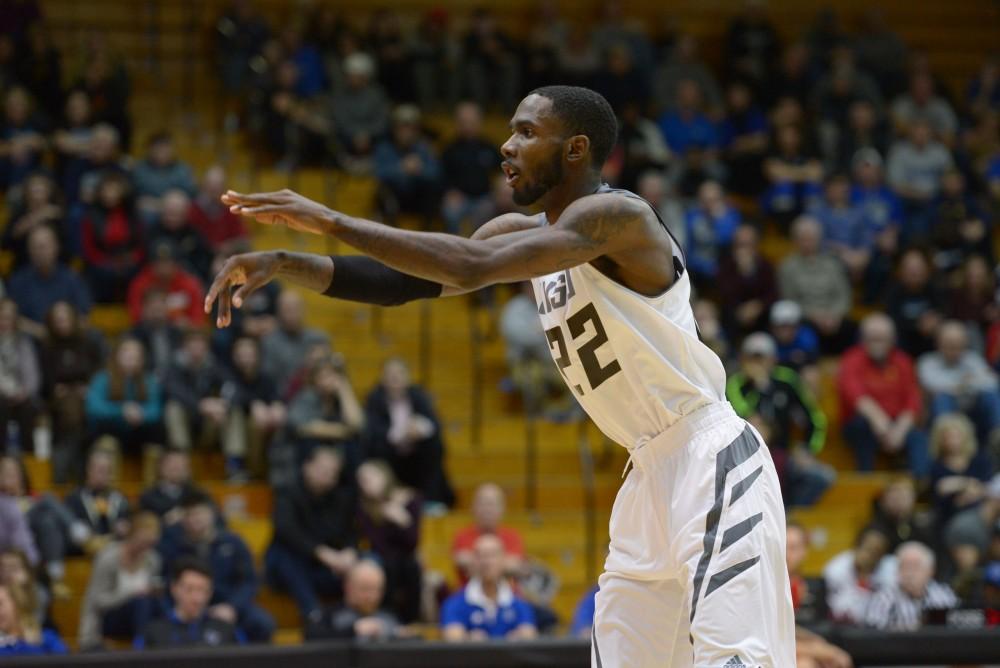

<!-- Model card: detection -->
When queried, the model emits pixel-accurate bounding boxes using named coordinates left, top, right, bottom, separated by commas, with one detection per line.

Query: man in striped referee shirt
left=864, top=541, right=958, bottom=630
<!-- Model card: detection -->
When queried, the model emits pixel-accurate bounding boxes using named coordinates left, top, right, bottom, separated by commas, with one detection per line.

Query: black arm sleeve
left=323, top=255, right=443, bottom=306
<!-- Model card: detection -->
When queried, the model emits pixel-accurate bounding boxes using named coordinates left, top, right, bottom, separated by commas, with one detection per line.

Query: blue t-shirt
left=440, top=584, right=536, bottom=638
left=684, top=205, right=742, bottom=277
left=809, top=200, right=873, bottom=251
left=0, top=629, right=68, bottom=656
left=987, top=155, right=1000, bottom=182
left=850, top=184, right=902, bottom=235
left=775, top=325, right=820, bottom=369
left=719, top=109, right=768, bottom=149
left=657, top=111, right=720, bottom=154
left=570, top=585, right=598, bottom=637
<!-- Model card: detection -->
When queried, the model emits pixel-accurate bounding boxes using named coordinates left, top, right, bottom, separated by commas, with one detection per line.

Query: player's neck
left=541, top=171, right=603, bottom=224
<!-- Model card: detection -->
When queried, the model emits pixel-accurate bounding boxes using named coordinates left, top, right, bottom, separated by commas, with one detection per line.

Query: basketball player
left=207, top=86, right=795, bottom=667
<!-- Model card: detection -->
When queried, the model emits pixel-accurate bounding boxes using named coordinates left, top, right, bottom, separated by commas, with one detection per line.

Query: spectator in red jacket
left=188, top=166, right=248, bottom=255
left=126, top=241, right=205, bottom=327
left=838, top=313, right=929, bottom=477
left=451, top=483, right=525, bottom=585
left=81, top=171, right=144, bottom=303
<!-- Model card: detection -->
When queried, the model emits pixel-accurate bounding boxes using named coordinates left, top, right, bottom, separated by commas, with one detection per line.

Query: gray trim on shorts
left=591, top=624, right=604, bottom=668
left=688, top=426, right=762, bottom=633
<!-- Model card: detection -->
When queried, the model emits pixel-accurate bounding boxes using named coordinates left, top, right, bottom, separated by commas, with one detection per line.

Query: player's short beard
left=512, top=149, right=564, bottom=206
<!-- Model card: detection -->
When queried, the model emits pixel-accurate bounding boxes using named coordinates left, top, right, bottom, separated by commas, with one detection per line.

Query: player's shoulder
left=561, top=190, right=657, bottom=231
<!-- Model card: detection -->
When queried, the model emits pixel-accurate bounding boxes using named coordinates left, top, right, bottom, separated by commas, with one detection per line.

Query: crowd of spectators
left=0, top=0, right=999, bottom=657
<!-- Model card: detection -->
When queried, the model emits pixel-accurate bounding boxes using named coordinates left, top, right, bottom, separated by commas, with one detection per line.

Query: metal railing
left=576, top=419, right=598, bottom=586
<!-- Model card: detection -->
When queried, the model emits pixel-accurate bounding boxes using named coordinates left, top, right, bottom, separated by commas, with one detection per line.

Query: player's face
left=501, top=95, right=565, bottom=206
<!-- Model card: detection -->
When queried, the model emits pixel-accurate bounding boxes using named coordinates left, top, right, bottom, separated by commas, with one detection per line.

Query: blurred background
left=0, top=0, right=998, bottom=665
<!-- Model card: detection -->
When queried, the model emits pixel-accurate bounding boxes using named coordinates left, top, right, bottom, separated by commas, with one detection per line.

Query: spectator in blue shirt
left=769, top=300, right=820, bottom=377
left=131, top=132, right=196, bottom=226
left=0, top=88, right=46, bottom=190
left=135, top=557, right=244, bottom=649
left=374, top=104, right=443, bottom=226
left=7, top=226, right=90, bottom=331
left=850, top=148, right=901, bottom=303
left=719, top=80, right=768, bottom=195
left=967, top=57, right=1000, bottom=116
left=657, top=79, right=720, bottom=155
left=441, top=534, right=537, bottom=641
left=0, top=583, right=67, bottom=656
left=684, top=180, right=742, bottom=288
left=157, top=490, right=275, bottom=643
left=809, top=172, right=872, bottom=281
left=569, top=585, right=598, bottom=638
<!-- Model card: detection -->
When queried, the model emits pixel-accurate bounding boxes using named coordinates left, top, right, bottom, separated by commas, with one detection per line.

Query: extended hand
left=204, top=251, right=284, bottom=328
left=222, top=189, right=335, bottom=236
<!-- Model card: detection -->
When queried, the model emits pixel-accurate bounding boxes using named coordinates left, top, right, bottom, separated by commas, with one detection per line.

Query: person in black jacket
left=64, top=447, right=130, bottom=555
left=127, top=288, right=184, bottom=380
left=440, top=101, right=500, bottom=234
left=220, top=337, right=286, bottom=479
left=135, top=556, right=243, bottom=649
left=41, top=301, right=104, bottom=483
left=304, top=560, right=400, bottom=641
left=157, top=490, right=275, bottom=643
left=264, top=447, right=358, bottom=619
left=363, top=358, right=454, bottom=507
left=138, top=449, right=204, bottom=526
left=163, top=329, right=245, bottom=480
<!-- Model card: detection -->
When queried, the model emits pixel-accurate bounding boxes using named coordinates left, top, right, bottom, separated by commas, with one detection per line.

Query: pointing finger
left=231, top=272, right=268, bottom=308
left=204, top=262, right=235, bottom=314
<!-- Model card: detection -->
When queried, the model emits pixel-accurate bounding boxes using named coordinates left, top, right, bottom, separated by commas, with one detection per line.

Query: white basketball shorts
left=591, top=401, right=796, bottom=668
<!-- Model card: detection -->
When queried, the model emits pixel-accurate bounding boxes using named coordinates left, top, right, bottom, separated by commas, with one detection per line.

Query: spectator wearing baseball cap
left=727, top=332, right=833, bottom=507
left=769, top=300, right=820, bottom=375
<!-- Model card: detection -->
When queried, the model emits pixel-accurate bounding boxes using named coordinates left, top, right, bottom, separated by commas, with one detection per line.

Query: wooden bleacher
left=24, top=0, right=1000, bottom=649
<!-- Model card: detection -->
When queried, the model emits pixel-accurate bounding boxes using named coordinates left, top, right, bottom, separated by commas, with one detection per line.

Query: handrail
left=576, top=418, right=598, bottom=586
left=521, top=368, right=542, bottom=514
left=467, top=298, right=483, bottom=450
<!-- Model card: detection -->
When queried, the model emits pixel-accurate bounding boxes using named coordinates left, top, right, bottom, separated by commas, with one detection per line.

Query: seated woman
left=0, top=456, right=81, bottom=597
left=41, top=301, right=105, bottom=483
left=356, top=460, right=422, bottom=623
left=85, top=337, right=164, bottom=461
left=78, top=511, right=162, bottom=650
left=0, top=299, right=41, bottom=455
left=287, top=354, right=363, bottom=471
left=0, top=582, right=67, bottom=656
left=0, top=549, right=48, bottom=630
left=362, top=358, right=454, bottom=508
left=929, top=413, right=993, bottom=528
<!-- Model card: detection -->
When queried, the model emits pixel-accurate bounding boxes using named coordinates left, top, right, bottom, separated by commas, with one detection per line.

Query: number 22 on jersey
left=545, top=302, right=622, bottom=396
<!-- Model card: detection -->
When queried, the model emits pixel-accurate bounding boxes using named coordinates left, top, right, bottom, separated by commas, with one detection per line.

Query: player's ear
left=566, top=135, right=590, bottom=165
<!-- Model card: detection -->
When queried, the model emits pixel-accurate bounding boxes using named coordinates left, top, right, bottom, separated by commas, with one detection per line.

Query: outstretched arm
left=204, top=214, right=544, bottom=327
left=224, top=189, right=651, bottom=291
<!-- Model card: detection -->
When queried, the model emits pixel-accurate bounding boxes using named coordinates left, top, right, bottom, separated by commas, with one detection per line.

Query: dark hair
left=305, top=445, right=342, bottom=466
left=179, top=488, right=214, bottom=510
left=529, top=85, right=618, bottom=170
left=171, top=555, right=212, bottom=583
left=147, top=131, right=173, bottom=147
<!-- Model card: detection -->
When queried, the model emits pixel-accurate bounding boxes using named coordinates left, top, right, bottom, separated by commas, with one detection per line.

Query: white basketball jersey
left=530, top=186, right=727, bottom=450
